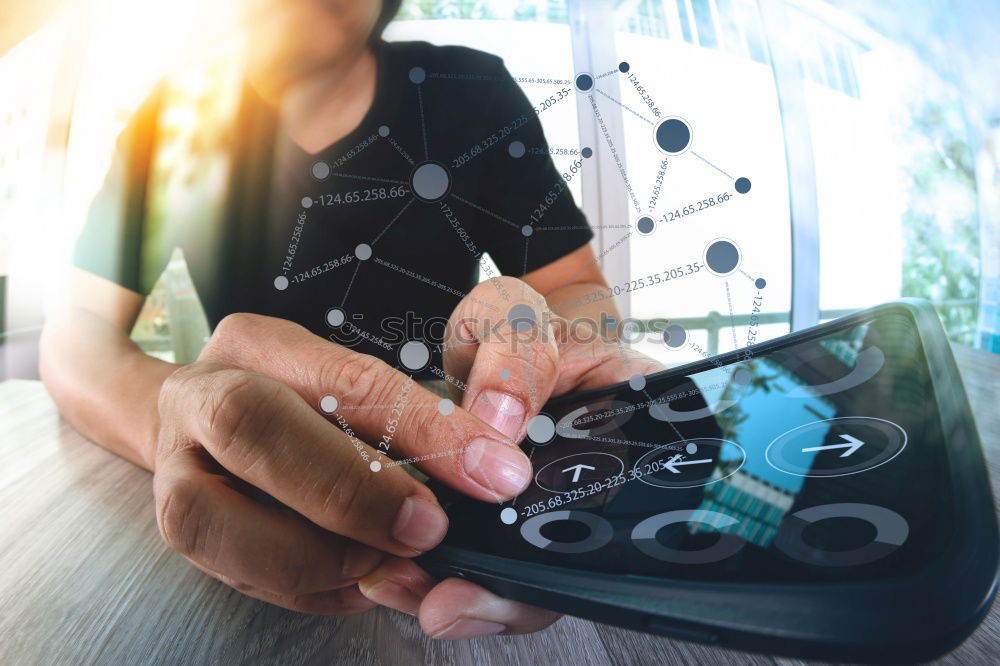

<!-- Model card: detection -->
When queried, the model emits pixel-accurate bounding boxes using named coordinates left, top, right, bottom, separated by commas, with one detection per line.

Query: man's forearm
left=39, top=307, right=178, bottom=471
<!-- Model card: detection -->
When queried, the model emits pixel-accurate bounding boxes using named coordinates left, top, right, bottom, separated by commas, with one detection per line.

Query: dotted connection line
left=371, top=197, right=415, bottom=246
left=691, top=151, right=734, bottom=181
left=449, top=192, right=520, bottom=230
left=536, top=224, right=631, bottom=230
left=588, top=93, right=641, bottom=214
left=642, top=386, right=691, bottom=447
left=386, top=134, right=415, bottom=166
left=595, top=88, right=654, bottom=126
left=724, top=280, right=738, bottom=350
left=416, top=84, right=429, bottom=160
left=327, top=172, right=409, bottom=186
left=340, top=261, right=363, bottom=308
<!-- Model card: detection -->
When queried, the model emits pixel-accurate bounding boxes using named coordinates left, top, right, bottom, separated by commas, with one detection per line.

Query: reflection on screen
left=439, top=312, right=953, bottom=583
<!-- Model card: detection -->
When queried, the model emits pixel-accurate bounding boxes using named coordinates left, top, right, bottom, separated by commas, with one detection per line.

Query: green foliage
left=899, top=102, right=980, bottom=345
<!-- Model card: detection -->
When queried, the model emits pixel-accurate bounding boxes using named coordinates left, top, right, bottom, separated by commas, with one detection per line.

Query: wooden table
left=1, top=345, right=998, bottom=665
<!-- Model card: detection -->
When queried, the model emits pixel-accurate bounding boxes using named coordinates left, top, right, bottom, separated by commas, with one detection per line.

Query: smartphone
left=419, top=299, right=998, bottom=663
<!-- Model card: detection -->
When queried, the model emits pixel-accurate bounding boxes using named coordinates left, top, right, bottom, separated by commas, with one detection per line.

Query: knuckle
left=212, top=313, right=254, bottom=345
left=200, top=369, right=275, bottom=457
left=321, top=350, right=392, bottom=407
left=157, top=474, right=214, bottom=561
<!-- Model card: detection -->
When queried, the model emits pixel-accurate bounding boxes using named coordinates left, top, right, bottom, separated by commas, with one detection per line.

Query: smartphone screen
left=435, top=311, right=955, bottom=583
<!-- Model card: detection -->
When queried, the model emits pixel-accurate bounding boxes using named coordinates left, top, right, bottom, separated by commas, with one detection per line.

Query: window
left=611, top=0, right=792, bottom=366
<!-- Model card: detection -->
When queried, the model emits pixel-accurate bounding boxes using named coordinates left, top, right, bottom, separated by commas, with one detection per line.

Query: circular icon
left=534, top=452, right=624, bottom=493
left=526, top=413, right=557, bottom=445
left=634, top=438, right=745, bottom=489
left=652, top=116, right=692, bottom=155
left=703, top=238, right=741, bottom=276
left=765, top=417, right=907, bottom=478
left=775, top=503, right=908, bottom=567
left=520, top=510, right=613, bottom=553
left=632, top=510, right=746, bottom=564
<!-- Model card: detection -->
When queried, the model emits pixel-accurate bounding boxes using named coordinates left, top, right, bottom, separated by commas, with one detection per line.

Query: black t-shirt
left=74, top=40, right=593, bottom=372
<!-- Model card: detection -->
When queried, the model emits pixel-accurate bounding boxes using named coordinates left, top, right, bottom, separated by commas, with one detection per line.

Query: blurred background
left=1, top=0, right=998, bottom=379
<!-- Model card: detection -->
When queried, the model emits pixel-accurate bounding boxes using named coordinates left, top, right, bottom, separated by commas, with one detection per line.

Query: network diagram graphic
left=268, top=55, right=771, bottom=525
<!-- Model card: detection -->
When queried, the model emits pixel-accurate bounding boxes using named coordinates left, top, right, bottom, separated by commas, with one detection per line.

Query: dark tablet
left=419, top=299, right=998, bottom=663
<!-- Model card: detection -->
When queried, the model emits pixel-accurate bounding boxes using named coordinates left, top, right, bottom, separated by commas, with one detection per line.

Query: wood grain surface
left=1, top=344, right=997, bottom=665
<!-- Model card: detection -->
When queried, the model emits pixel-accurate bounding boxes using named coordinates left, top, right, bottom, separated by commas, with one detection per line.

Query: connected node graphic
left=635, top=215, right=656, bottom=235
left=325, top=307, right=346, bottom=327
left=275, top=56, right=764, bottom=500
left=526, top=413, right=556, bottom=444
left=319, top=395, right=339, bottom=414
left=704, top=238, right=742, bottom=276
left=311, top=160, right=331, bottom=181
left=508, top=304, right=536, bottom=332
left=654, top=116, right=692, bottom=155
left=398, top=340, right=431, bottom=372
left=662, top=323, right=688, bottom=349
left=410, top=161, right=451, bottom=202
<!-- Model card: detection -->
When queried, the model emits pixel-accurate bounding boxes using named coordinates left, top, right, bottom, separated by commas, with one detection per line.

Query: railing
left=630, top=299, right=978, bottom=356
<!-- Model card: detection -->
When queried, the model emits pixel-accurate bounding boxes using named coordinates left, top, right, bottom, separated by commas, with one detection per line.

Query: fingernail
left=363, top=580, right=422, bottom=616
left=464, top=437, right=531, bottom=498
left=392, top=496, right=448, bottom=553
left=470, top=390, right=525, bottom=439
left=432, top=618, right=507, bottom=639
left=341, top=542, right=384, bottom=580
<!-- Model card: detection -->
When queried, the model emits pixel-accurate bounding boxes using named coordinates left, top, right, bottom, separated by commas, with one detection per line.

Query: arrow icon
left=562, top=463, right=596, bottom=483
left=802, top=434, right=864, bottom=458
left=661, top=454, right=714, bottom=474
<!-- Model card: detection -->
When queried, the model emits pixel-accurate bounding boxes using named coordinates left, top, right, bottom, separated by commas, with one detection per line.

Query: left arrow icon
left=802, top=434, right=864, bottom=458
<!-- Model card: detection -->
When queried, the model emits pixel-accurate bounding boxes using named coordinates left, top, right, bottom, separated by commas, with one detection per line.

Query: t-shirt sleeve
left=458, top=54, right=593, bottom=276
left=72, top=93, right=161, bottom=295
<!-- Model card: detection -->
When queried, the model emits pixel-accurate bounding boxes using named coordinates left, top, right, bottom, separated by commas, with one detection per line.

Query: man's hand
left=358, top=277, right=664, bottom=638
left=152, top=312, right=534, bottom=614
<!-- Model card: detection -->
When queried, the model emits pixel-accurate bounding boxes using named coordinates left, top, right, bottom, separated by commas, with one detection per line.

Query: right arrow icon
left=802, top=434, right=865, bottom=458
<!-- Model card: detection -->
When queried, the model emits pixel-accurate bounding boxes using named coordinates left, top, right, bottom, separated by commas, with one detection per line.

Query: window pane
left=676, top=0, right=694, bottom=43
left=786, top=10, right=981, bottom=344
left=691, top=0, right=718, bottom=49
left=738, top=0, right=767, bottom=64
left=612, top=0, right=791, bottom=367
